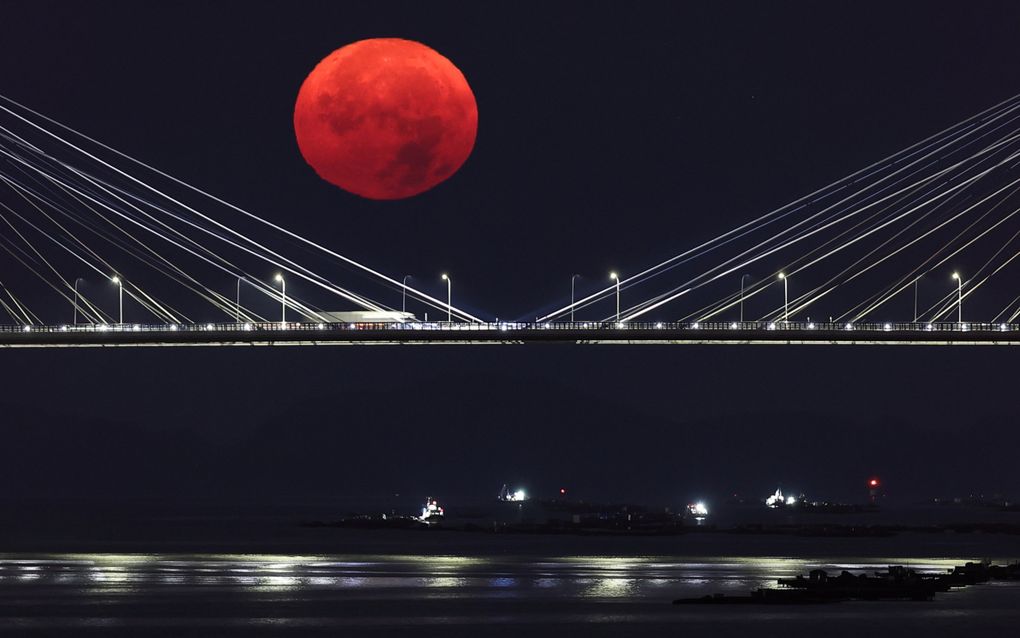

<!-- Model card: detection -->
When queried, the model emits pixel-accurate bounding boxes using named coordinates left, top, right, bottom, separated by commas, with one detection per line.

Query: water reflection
left=583, top=577, right=636, bottom=598
left=0, top=553, right=990, bottom=601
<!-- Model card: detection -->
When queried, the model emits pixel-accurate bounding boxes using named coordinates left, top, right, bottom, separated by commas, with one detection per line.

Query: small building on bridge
left=318, top=310, right=415, bottom=323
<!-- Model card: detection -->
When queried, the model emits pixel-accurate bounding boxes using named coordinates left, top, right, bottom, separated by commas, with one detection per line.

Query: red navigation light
left=869, top=478, right=880, bottom=488
left=559, top=488, right=567, bottom=495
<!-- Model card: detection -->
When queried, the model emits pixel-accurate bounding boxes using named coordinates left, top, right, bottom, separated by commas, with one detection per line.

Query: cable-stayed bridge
left=3, top=93, right=1020, bottom=348
left=1, top=321, right=1018, bottom=348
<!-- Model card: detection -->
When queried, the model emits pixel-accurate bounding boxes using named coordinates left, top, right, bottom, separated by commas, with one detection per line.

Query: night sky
left=2, top=1, right=1019, bottom=507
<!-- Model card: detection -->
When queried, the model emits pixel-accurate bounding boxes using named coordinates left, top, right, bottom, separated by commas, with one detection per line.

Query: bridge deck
left=1, top=321, right=1019, bottom=347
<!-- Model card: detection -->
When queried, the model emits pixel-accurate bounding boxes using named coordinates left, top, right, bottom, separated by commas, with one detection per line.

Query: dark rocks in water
left=674, top=561, right=1019, bottom=605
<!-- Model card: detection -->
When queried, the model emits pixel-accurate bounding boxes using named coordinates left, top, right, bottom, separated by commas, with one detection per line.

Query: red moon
left=293, top=38, right=478, bottom=200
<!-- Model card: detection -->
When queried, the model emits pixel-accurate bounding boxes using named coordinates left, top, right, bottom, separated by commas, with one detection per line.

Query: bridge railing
left=0, top=320, right=1017, bottom=334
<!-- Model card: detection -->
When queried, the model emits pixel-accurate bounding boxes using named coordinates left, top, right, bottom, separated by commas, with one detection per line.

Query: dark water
left=1, top=553, right=1018, bottom=636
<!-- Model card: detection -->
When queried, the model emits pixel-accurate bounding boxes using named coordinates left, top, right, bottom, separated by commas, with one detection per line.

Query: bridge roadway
left=1, top=320, right=1020, bottom=347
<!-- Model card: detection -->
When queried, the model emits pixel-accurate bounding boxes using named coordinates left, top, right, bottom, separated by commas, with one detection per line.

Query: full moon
left=293, top=38, right=478, bottom=200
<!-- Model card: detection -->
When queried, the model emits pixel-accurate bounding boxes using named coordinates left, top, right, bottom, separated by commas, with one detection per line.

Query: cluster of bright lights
left=765, top=487, right=797, bottom=508
left=688, top=501, right=709, bottom=517
left=420, top=497, right=445, bottom=521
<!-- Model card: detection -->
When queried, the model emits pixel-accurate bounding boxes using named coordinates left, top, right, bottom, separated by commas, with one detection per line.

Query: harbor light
left=766, top=487, right=799, bottom=508
left=688, top=502, right=709, bottom=518
left=511, top=489, right=527, bottom=502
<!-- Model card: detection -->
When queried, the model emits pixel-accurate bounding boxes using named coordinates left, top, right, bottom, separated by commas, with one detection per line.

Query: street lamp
left=778, top=272, right=788, bottom=323
left=274, top=273, right=286, bottom=323
left=571, top=274, right=580, bottom=323
left=111, top=275, right=123, bottom=325
left=740, top=273, right=750, bottom=323
left=235, top=275, right=245, bottom=323
left=913, top=276, right=921, bottom=322
left=610, top=272, right=620, bottom=323
left=73, top=277, right=84, bottom=325
left=402, top=274, right=412, bottom=313
left=441, top=273, right=451, bottom=322
left=951, top=272, right=962, bottom=323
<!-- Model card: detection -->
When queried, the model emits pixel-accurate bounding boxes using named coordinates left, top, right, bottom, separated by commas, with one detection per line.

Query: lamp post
left=73, top=277, right=84, bottom=325
left=402, top=275, right=412, bottom=313
left=235, top=275, right=244, bottom=323
left=610, top=272, right=620, bottom=323
left=274, top=273, right=286, bottom=323
left=918, top=275, right=926, bottom=320
left=111, top=275, right=123, bottom=325
left=951, top=272, right=962, bottom=324
left=778, top=272, right=788, bottom=323
left=571, top=274, right=580, bottom=323
left=441, top=274, right=451, bottom=322
left=740, top=273, right=750, bottom=323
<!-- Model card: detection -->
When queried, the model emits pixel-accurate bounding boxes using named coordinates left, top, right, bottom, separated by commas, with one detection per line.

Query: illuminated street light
left=778, top=272, right=788, bottom=323
left=740, top=273, right=750, bottom=323
left=441, top=273, right=451, bottom=322
left=913, top=276, right=921, bottom=322
left=610, top=272, right=620, bottom=323
left=111, top=275, right=123, bottom=325
left=571, top=274, right=580, bottom=323
left=402, top=274, right=412, bottom=313
left=951, top=272, right=962, bottom=324
left=73, top=277, right=84, bottom=325
left=235, top=275, right=245, bottom=323
left=274, top=273, right=286, bottom=323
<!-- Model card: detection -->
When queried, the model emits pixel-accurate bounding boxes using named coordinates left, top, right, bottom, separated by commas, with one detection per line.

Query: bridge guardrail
left=0, top=320, right=1016, bottom=334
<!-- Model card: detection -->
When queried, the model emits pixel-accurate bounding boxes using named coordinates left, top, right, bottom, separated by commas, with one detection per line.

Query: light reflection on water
left=0, top=554, right=983, bottom=600
left=0, top=555, right=1016, bottom=635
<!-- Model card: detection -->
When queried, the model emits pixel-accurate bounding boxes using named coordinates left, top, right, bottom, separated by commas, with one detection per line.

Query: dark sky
left=2, top=1, right=1019, bottom=507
